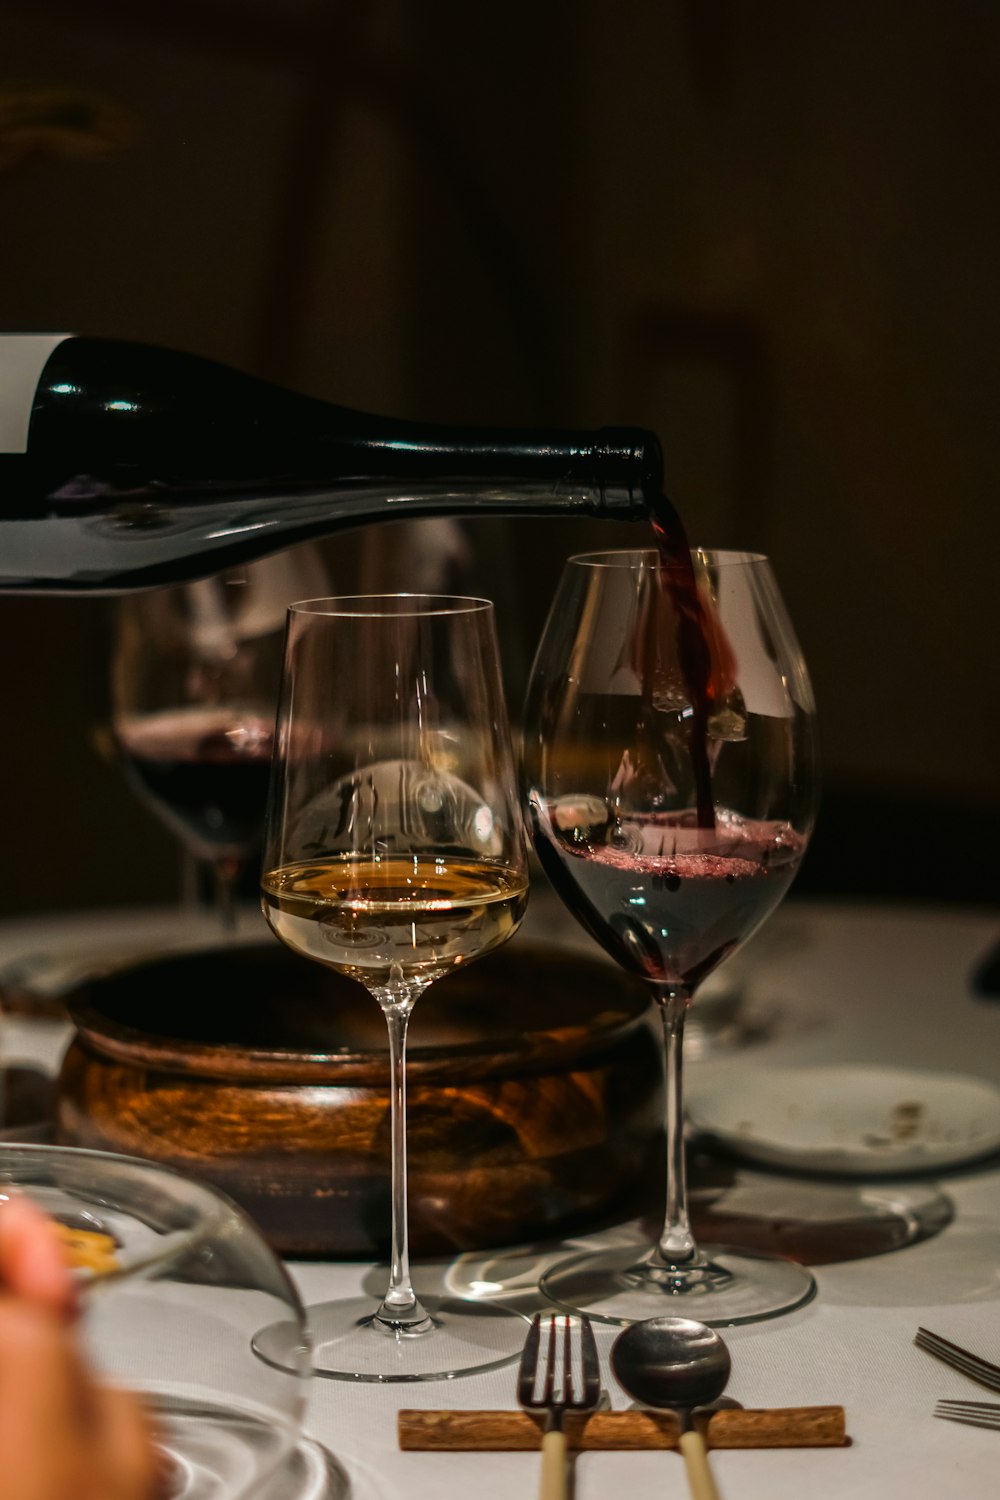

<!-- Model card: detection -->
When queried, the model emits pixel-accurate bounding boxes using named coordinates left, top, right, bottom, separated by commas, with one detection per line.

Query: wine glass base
left=253, top=1294, right=528, bottom=1382
left=539, top=1242, right=816, bottom=1327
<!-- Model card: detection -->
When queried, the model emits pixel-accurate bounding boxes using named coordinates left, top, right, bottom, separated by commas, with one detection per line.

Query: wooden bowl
left=57, top=939, right=663, bottom=1256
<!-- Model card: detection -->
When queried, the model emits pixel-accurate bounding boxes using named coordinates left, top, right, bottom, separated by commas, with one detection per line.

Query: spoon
left=611, top=1316, right=731, bottom=1500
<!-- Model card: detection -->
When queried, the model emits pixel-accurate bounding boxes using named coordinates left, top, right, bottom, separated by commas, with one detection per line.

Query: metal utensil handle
left=539, top=1428, right=567, bottom=1500
left=679, top=1430, right=722, bottom=1500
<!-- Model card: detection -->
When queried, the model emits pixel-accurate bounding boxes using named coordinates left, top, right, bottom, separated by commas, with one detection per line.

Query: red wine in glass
left=115, top=707, right=274, bottom=859
left=531, top=805, right=805, bottom=990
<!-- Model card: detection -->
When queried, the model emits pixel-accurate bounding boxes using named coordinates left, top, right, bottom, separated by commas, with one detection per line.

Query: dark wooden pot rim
left=68, top=1005, right=652, bottom=1082
left=66, top=942, right=652, bottom=1084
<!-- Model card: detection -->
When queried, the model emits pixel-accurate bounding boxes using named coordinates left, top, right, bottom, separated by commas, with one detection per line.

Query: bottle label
left=0, top=334, right=72, bottom=453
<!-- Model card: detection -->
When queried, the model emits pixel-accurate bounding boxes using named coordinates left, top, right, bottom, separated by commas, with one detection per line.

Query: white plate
left=687, top=1064, right=1000, bottom=1174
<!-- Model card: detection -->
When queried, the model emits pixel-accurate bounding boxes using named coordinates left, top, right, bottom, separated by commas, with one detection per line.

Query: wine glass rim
left=288, top=593, right=494, bottom=618
left=0, top=1141, right=228, bottom=1268
left=567, top=548, right=769, bottom=568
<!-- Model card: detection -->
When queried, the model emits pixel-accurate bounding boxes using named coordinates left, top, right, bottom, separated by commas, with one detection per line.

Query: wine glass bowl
left=0, top=1143, right=309, bottom=1500
left=522, top=548, right=819, bottom=1325
left=109, top=549, right=326, bottom=930
left=257, top=594, right=531, bottom=1379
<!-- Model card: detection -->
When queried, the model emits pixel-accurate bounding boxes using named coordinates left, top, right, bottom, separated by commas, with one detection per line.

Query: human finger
left=0, top=1193, right=76, bottom=1316
left=0, top=1297, right=88, bottom=1499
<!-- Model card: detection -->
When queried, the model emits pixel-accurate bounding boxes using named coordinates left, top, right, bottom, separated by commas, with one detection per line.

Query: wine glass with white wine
left=254, top=594, right=530, bottom=1380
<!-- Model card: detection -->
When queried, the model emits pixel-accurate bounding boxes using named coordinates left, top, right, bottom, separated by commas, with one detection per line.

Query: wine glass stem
left=374, top=988, right=432, bottom=1329
left=212, top=858, right=241, bottom=934
left=652, top=985, right=697, bottom=1265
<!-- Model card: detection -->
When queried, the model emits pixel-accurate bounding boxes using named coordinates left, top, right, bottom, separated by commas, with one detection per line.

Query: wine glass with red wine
left=253, top=594, right=531, bottom=1380
left=110, top=548, right=326, bottom=931
left=522, top=548, right=819, bottom=1325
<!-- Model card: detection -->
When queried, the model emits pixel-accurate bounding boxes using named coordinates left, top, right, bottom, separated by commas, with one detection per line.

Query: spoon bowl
left=611, top=1315, right=732, bottom=1409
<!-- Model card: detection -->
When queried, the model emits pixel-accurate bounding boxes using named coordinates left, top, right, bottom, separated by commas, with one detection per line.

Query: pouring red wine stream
left=645, top=489, right=720, bottom=831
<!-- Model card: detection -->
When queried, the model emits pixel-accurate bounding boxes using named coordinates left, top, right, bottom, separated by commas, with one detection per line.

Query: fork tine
left=916, top=1328, right=1000, bottom=1393
left=517, top=1314, right=603, bottom=1414
left=920, top=1345, right=995, bottom=1385
left=518, top=1313, right=542, bottom=1403
left=560, top=1314, right=575, bottom=1404
left=542, top=1314, right=558, bottom=1405
left=935, top=1400, right=1000, bottom=1430
left=916, top=1330, right=1000, bottom=1387
left=917, top=1327, right=1000, bottom=1377
left=580, top=1315, right=601, bottom=1403
left=936, top=1399, right=1000, bottom=1412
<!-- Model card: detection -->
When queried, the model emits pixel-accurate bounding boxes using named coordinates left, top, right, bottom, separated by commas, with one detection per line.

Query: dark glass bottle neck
left=332, top=419, right=661, bottom=512
left=31, top=337, right=661, bottom=515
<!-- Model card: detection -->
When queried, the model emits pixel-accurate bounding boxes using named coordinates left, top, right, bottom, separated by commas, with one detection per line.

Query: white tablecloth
left=4, top=897, right=1000, bottom=1499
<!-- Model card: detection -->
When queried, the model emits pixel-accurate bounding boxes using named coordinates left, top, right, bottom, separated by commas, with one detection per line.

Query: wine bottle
left=0, top=335, right=662, bottom=594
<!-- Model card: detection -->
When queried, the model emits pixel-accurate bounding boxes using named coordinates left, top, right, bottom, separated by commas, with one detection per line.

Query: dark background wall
left=0, top=0, right=997, bottom=911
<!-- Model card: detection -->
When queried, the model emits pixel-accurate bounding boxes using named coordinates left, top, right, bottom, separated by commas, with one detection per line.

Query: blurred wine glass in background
left=109, top=546, right=327, bottom=932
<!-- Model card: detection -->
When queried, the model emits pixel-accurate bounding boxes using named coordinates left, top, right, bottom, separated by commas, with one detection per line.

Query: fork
left=915, top=1327, right=1000, bottom=1393
left=517, top=1313, right=601, bottom=1500
left=935, top=1398, right=1000, bottom=1430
